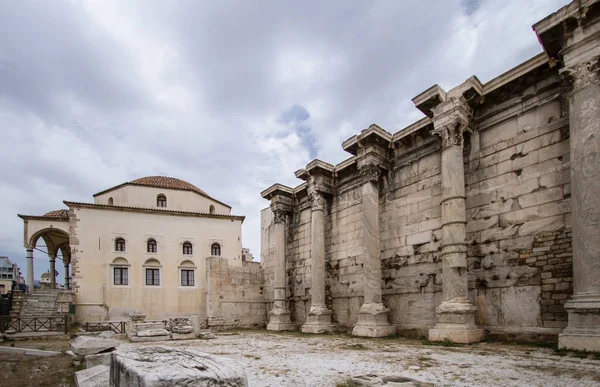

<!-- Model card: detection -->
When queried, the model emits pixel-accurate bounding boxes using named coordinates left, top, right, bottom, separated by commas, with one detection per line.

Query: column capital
left=358, top=162, right=382, bottom=183
left=561, top=57, right=600, bottom=92
left=271, top=207, right=290, bottom=224
left=431, top=111, right=471, bottom=148
left=307, top=189, right=327, bottom=212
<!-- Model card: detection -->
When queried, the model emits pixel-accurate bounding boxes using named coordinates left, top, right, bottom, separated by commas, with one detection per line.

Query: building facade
left=0, top=256, right=22, bottom=294
left=261, top=0, right=600, bottom=351
left=18, top=176, right=245, bottom=322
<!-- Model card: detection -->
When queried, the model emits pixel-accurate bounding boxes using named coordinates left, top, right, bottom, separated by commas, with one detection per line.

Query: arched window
left=180, top=260, right=196, bottom=287
left=147, top=238, right=157, bottom=253
left=183, top=242, right=193, bottom=255
left=209, top=205, right=215, bottom=214
left=157, top=194, right=167, bottom=208
left=211, top=243, right=221, bottom=256
left=108, top=197, right=114, bottom=205
left=115, top=238, right=126, bottom=252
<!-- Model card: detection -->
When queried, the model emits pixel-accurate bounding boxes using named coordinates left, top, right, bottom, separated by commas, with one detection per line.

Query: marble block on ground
left=137, top=328, right=170, bottom=337
left=76, top=365, right=109, bottom=387
left=86, top=352, right=112, bottom=369
left=70, top=336, right=121, bottom=356
left=130, top=335, right=171, bottom=343
left=172, top=332, right=197, bottom=340
left=110, top=345, right=247, bottom=387
left=347, top=374, right=433, bottom=386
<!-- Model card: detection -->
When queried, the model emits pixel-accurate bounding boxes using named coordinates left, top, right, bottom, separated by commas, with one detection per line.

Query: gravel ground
left=133, top=331, right=600, bottom=387
left=2, top=331, right=599, bottom=387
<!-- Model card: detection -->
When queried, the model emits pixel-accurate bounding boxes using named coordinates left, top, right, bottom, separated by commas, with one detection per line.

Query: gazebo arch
left=18, top=209, right=71, bottom=291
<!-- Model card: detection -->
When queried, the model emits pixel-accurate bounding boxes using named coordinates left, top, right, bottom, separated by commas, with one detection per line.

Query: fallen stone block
left=344, top=374, right=433, bottom=386
left=75, top=364, right=109, bottom=387
left=197, top=332, right=217, bottom=339
left=172, top=332, right=197, bottom=340
left=133, top=322, right=165, bottom=331
left=98, top=331, right=116, bottom=339
left=130, top=335, right=171, bottom=343
left=172, top=326, right=193, bottom=334
left=86, top=352, right=112, bottom=369
left=136, top=328, right=170, bottom=337
left=70, top=336, right=121, bottom=356
left=110, top=345, right=247, bottom=387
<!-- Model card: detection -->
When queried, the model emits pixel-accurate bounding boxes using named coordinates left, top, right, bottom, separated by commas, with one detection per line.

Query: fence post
left=64, top=315, right=68, bottom=334
left=0, top=314, right=4, bottom=333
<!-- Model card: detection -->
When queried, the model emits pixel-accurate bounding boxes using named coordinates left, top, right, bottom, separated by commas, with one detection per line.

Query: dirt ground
left=0, top=337, right=76, bottom=387
left=1, top=331, right=600, bottom=387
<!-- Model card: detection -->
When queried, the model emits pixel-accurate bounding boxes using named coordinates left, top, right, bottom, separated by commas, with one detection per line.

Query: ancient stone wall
left=206, top=257, right=266, bottom=329
left=261, top=55, right=576, bottom=341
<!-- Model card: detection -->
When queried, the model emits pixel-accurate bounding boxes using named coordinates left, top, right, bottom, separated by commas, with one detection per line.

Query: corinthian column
left=302, top=188, right=335, bottom=333
left=558, top=57, right=600, bottom=351
left=352, top=163, right=396, bottom=337
left=429, top=103, right=483, bottom=344
left=267, top=206, right=296, bottom=331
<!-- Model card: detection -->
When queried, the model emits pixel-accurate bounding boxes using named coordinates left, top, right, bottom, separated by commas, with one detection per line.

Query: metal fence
left=85, top=321, right=127, bottom=334
left=0, top=315, right=69, bottom=334
left=0, top=293, right=12, bottom=316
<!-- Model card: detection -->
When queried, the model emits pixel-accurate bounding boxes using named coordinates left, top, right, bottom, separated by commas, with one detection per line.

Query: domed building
left=18, top=176, right=246, bottom=322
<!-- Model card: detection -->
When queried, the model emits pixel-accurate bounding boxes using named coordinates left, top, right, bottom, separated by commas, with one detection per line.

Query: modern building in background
left=18, top=176, right=245, bottom=322
left=0, top=256, right=23, bottom=294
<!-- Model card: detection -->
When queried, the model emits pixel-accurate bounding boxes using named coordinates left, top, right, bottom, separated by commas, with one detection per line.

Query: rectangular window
left=181, top=270, right=195, bottom=286
left=114, top=267, right=128, bottom=285
left=146, top=268, right=160, bottom=286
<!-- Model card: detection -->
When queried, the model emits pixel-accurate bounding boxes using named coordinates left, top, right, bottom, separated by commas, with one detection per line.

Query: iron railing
left=0, top=315, right=69, bottom=334
left=85, top=321, right=127, bottom=334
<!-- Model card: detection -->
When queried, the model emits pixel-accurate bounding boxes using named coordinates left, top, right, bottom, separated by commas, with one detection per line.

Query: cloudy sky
left=0, top=0, right=567, bottom=282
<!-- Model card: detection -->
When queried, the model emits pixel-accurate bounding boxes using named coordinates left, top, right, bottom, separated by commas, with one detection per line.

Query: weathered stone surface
left=344, top=374, right=434, bottom=386
left=70, top=336, right=121, bottom=356
left=172, top=332, right=197, bottom=340
left=98, top=331, right=116, bottom=339
left=76, top=365, right=109, bottom=387
left=86, top=353, right=112, bottom=369
left=136, top=329, right=170, bottom=337
left=110, top=345, right=247, bottom=387
left=130, top=335, right=170, bottom=343
left=197, top=332, right=217, bottom=339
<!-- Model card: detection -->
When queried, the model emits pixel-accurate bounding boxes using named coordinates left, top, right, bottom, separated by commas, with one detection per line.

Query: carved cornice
left=561, top=57, right=600, bottom=93
left=358, top=163, right=382, bottom=183
left=431, top=113, right=471, bottom=148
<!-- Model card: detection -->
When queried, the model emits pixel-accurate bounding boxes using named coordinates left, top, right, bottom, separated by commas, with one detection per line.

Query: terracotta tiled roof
left=129, top=176, right=209, bottom=196
left=93, top=176, right=230, bottom=208
left=43, top=209, right=69, bottom=218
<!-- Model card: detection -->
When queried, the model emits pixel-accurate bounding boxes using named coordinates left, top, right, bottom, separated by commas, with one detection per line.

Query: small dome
left=130, top=176, right=209, bottom=196
left=43, top=209, right=69, bottom=218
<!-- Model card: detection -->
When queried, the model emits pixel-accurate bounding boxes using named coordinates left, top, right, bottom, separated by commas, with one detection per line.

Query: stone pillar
left=26, top=248, right=34, bottom=292
left=352, top=163, right=396, bottom=337
left=429, top=108, right=483, bottom=343
left=49, top=255, right=56, bottom=289
left=64, top=261, right=70, bottom=290
left=302, top=188, right=335, bottom=333
left=267, top=206, right=296, bottom=331
left=558, top=57, right=600, bottom=351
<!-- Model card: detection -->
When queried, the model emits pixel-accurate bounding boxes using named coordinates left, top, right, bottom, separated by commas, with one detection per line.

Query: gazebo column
left=265, top=189, right=296, bottom=331
left=49, top=254, right=56, bottom=289
left=26, top=248, right=34, bottom=292
left=558, top=57, right=600, bottom=351
left=64, top=260, right=70, bottom=290
left=428, top=97, right=483, bottom=344
left=299, top=162, right=336, bottom=334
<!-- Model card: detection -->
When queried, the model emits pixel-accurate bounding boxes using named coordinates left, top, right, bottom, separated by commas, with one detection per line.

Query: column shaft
left=302, top=190, right=334, bottom=333
left=64, top=263, right=70, bottom=290
left=267, top=207, right=295, bottom=331
left=558, top=59, right=600, bottom=351
left=49, top=257, right=56, bottom=289
left=428, top=114, right=483, bottom=344
left=26, top=248, right=34, bottom=292
left=352, top=166, right=396, bottom=337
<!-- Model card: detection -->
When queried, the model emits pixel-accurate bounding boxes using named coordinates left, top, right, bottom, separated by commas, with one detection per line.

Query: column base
left=267, top=309, right=296, bottom=331
left=352, top=303, right=396, bottom=338
left=301, top=307, right=335, bottom=334
left=428, top=326, right=484, bottom=344
left=428, top=299, right=484, bottom=344
left=558, top=294, right=600, bottom=352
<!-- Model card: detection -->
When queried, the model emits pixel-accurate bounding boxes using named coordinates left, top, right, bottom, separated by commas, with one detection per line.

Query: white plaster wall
left=71, top=206, right=243, bottom=322
left=94, top=185, right=231, bottom=215
left=23, top=219, right=70, bottom=247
